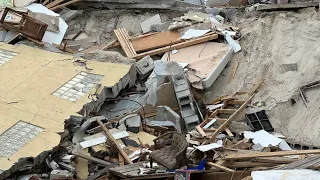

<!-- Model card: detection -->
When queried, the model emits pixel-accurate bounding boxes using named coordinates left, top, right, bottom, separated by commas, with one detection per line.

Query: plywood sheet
left=132, top=31, right=181, bottom=53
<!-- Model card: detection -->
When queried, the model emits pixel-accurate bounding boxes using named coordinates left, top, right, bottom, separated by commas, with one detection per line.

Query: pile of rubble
left=1, top=0, right=320, bottom=180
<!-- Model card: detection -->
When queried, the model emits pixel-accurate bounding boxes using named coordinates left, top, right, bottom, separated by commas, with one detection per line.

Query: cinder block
left=135, top=55, right=154, bottom=78
left=178, top=96, right=192, bottom=106
left=184, top=115, right=199, bottom=132
left=105, top=85, right=120, bottom=98
left=176, top=89, right=191, bottom=99
left=174, top=82, right=189, bottom=92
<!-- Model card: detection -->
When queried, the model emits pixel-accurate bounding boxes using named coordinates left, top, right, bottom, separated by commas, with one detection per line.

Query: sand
left=205, top=8, right=320, bottom=146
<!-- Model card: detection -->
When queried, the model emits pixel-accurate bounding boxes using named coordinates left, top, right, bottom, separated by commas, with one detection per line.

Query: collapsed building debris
left=1, top=0, right=320, bottom=180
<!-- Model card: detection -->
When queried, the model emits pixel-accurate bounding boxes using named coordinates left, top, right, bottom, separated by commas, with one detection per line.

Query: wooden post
left=97, top=119, right=133, bottom=164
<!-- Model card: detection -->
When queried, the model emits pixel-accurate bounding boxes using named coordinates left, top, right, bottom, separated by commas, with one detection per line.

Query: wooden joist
left=217, top=109, right=237, bottom=115
left=133, top=34, right=218, bottom=60
left=97, top=119, right=133, bottom=164
left=42, top=0, right=50, bottom=5
left=223, top=149, right=320, bottom=160
left=114, top=28, right=137, bottom=58
left=46, top=0, right=64, bottom=8
left=50, top=0, right=81, bottom=10
left=227, top=161, right=278, bottom=168
left=206, top=162, right=235, bottom=173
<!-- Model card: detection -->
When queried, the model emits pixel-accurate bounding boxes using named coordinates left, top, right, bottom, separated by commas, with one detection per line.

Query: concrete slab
left=0, top=43, right=131, bottom=170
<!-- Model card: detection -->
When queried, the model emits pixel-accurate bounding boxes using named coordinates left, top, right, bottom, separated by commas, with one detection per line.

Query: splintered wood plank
left=224, top=128, right=233, bottom=137
left=203, top=94, right=255, bottom=145
left=223, top=149, right=320, bottom=160
left=131, top=31, right=181, bottom=52
left=46, top=0, right=64, bottom=8
left=97, top=119, right=133, bottom=164
left=42, top=0, right=50, bottom=5
left=227, top=161, right=278, bottom=168
left=217, top=109, right=237, bottom=114
left=206, top=162, right=235, bottom=172
left=196, top=125, right=207, bottom=137
left=133, top=34, right=218, bottom=60
left=50, top=0, right=81, bottom=10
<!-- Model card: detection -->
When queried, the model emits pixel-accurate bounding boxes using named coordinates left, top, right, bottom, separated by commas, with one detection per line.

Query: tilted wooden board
left=131, top=31, right=181, bottom=52
left=223, top=149, right=320, bottom=160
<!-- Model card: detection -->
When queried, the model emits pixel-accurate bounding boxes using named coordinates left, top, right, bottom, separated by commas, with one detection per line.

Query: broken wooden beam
left=206, top=162, right=235, bottom=172
left=97, top=119, right=133, bottom=164
left=50, top=0, right=81, bottom=10
left=73, top=152, right=112, bottom=166
left=223, top=149, right=320, bottom=160
left=46, top=0, right=64, bottom=8
left=227, top=161, right=278, bottom=168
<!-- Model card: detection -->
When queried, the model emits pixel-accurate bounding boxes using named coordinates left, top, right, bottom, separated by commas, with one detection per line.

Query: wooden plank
left=253, top=157, right=296, bottom=164
left=113, top=28, right=137, bottom=58
left=102, top=32, right=159, bottom=50
left=224, top=128, right=233, bottom=137
left=133, top=34, right=218, bottom=60
left=120, top=28, right=136, bottom=57
left=241, top=176, right=253, bottom=180
left=216, top=118, right=228, bottom=123
left=204, top=94, right=255, bottom=145
left=72, top=152, right=112, bottom=166
left=42, top=0, right=50, bottom=5
left=46, top=0, right=64, bottom=8
left=248, top=79, right=264, bottom=96
left=97, top=119, right=133, bottom=164
left=101, top=39, right=118, bottom=50
left=131, top=31, right=181, bottom=52
left=224, top=149, right=320, bottom=160
left=196, top=125, right=207, bottom=137
left=203, top=128, right=217, bottom=132
left=227, top=100, right=245, bottom=105
left=217, top=109, right=237, bottom=114
left=50, top=0, right=81, bottom=10
left=227, top=161, right=278, bottom=168
left=119, top=153, right=124, bottom=166
left=228, top=62, right=239, bottom=84
left=206, top=162, right=235, bottom=172
left=114, top=29, right=133, bottom=57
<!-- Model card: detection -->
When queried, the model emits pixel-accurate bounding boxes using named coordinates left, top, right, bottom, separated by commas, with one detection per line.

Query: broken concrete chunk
left=135, top=55, right=154, bottom=79
left=168, top=21, right=193, bottom=31
left=124, top=114, right=141, bottom=133
left=59, top=8, right=83, bottom=22
left=154, top=60, right=184, bottom=77
left=141, top=14, right=161, bottom=33
left=150, top=22, right=171, bottom=32
left=50, top=170, right=73, bottom=180
left=155, top=106, right=182, bottom=133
